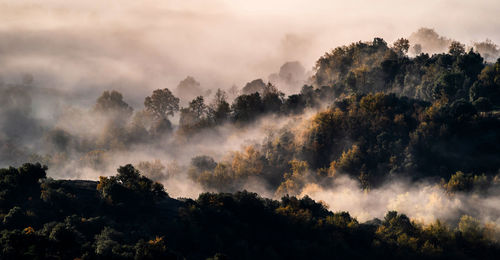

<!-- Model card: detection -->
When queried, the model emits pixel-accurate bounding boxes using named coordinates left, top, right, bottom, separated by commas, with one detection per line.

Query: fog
left=300, top=176, right=500, bottom=225
left=1, top=0, right=499, bottom=105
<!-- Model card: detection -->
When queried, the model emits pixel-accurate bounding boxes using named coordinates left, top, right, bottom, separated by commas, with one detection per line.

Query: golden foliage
left=23, top=226, right=35, bottom=235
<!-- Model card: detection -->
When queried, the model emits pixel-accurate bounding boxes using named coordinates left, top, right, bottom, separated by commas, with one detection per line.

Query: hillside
left=1, top=34, right=500, bottom=259
left=1, top=163, right=500, bottom=259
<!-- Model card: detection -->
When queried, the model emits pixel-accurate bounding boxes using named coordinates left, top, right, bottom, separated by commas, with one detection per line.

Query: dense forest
left=1, top=33, right=500, bottom=259
left=1, top=163, right=500, bottom=259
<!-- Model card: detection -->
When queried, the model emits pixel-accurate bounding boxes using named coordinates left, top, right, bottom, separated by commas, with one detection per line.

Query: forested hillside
left=1, top=163, right=500, bottom=259
left=1, top=35, right=500, bottom=259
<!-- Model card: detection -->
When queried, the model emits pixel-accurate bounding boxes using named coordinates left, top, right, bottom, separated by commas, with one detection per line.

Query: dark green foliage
left=135, top=237, right=178, bottom=260
left=470, top=59, right=500, bottom=108
left=97, top=164, right=167, bottom=207
left=2, top=206, right=26, bottom=228
left=231, top=92, right=264, bottom=122
left=473, top=97, right=493, bottom=112
left=1, top=167, right=498, bottom=259
left=0, top=163, right=47, bottom=210
left=312, top=37, right=486, bottom=104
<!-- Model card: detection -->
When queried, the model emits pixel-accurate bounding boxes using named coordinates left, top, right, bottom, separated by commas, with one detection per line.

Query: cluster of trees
left=2, top=35, right=499, bottom=196
left=313, top=37, right=500, bottom=110
left=136, top=37, right=500, bottom=143
left=2, top=32, right=500, bottom=259
left=1, top=163, right=499, bottom=259
left=76, top=79, right=335, bottom=146
left=408, top=28, right=500, bottom=62
left=189, top=91, right=499, bottom=191
left=441, top=171, right=497, bottom=194
left=0, top=71, right=334, bottom=172
left=96, top=164, right=167, bottom=207
left=184, top=37, right=499, bottom=192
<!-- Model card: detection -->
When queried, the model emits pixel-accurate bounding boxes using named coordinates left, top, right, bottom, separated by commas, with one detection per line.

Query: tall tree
left=94, top=90, right=133, bottom=116
left=144, top=88, right=180, bottom=119
left=209, top=89, right=231, bottom=124
left=449, top=41, right=465, bottom=56
left=179, top=96, right=209, bottom=132
left=393, top=38, right=410, bottom=56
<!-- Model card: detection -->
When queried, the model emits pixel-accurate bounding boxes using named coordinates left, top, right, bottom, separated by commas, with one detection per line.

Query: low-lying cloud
left=301, top=175, right=500, bottom=225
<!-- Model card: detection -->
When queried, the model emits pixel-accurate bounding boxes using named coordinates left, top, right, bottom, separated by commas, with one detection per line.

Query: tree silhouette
left=144, top=88, right=180, bottom=119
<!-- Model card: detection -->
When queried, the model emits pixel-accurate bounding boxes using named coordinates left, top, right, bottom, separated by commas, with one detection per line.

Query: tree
left=275, top=160, right=310, bottom=197
left=473, top=39, right=500, bottom=62
left=176, top=76, right=202, bottom=102
left=242, top=79, right=266, bottom=94
left=377, top=211, right=417, bottom=241
left=136, top=160, right=166, bottom=182
left=135, top=236, right=178, bottom=260
left=432, top=72, right=464, bottom=100
left=330, top=145, right=363, bottom=176
left=409, top=27, right=452, bottom=53
left=94, top=90, right=133, bottom=116
left=458, top=215, right=484, bottom=242
left=0, top=163, right=47, bottom=209
left=278, top=61, right=306, bottom=84
left=187, top=96, right=207, bottom=120
left=188, top=156, right=217, bottom=181
left=443, top=171, right=470, bottom=192
left=2, top=206, right=26, bottom=228
left=97, top=164, right=167, bottom=206
left=231, top=92, right=264, bottom=122
left=209, top=89, right=231, bottom=124
left=469, top=61, right=500, bottom=106
left=149, top=117, right=173, bottom=137
left=94, top=227, right=124, bottom=257
left=393, top=38, right=410, bottom=56
left=473, top=97, right=493, bottom=112
left=449, top=41, right=465, bottom=56
left=144, top=88, right=180, bottom=119
left=191, top=156, right=217, bottom=172
left=262, top=83, right=284, bottom=113
left=179, top=96, right=209, bottom=131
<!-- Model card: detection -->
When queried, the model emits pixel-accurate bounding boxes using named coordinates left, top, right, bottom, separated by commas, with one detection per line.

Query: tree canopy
left=144, top=88, right=180, bottom=119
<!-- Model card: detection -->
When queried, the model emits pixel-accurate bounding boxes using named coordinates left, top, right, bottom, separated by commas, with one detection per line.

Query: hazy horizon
left=1, top=0, right=499, bottom=106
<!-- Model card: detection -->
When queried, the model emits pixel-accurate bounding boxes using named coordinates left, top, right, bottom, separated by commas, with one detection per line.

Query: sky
left=0, top=0, right=499, bottom=105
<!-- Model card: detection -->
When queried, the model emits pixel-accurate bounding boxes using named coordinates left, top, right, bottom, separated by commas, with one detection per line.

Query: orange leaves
left=23, top=226, right=35, bottom=235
